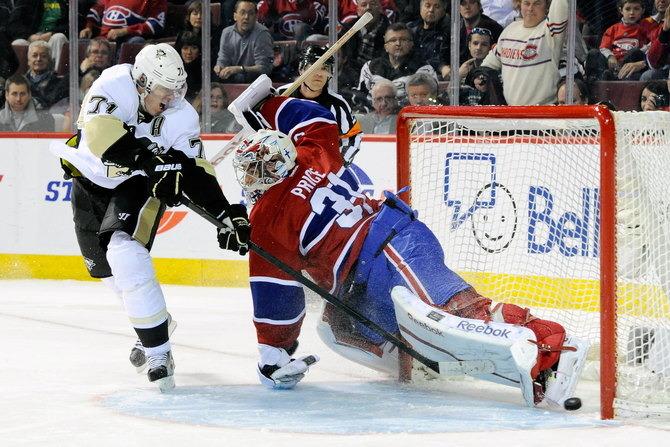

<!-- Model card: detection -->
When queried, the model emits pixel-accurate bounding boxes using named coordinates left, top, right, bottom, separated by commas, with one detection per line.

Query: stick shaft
left=182, top=196, right=439, bottom=373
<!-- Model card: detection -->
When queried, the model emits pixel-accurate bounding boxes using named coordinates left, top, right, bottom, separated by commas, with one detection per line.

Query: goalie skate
left=147, top=350, right=175, bottom=392
left=542, top=336, right=590, bottom=408
left=130, top=314, right=178, bottom=373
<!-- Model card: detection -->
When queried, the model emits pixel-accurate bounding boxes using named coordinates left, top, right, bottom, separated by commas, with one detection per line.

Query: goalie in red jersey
left=226, top=75, right=589, bottom=408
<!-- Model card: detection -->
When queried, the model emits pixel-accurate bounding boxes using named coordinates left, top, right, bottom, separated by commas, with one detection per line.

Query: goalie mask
left=233, top=129, right=297, bottom=200
left=132, top=43, right=187, bottom=113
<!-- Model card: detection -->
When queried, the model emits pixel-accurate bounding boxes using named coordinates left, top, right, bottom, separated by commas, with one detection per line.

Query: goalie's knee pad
left=106, top=231, right=167, bottom=329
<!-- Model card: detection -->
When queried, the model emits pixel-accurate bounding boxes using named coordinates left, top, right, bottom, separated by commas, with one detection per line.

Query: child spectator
left=406, top=72, right=439, bottom=105
left=0, top=74, right=55, bottom=132
left=586, top=0, right=655, bottom=80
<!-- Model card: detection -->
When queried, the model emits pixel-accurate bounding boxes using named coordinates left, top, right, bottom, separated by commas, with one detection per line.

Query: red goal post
left=396, top=105, right=670, bottom=419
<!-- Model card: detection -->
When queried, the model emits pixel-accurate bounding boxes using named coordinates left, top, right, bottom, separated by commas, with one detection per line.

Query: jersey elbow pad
left=83, top=115, right=129, bottom=159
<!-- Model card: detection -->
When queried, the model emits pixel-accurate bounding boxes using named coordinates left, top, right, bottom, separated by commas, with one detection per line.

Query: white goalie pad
left=227, top=74, right=274, bottom=134
left=543, top=335, right=590, bottom=407
left=316, top=310, right=400, bottom=376
left=391, top=286, right=540, bottom=406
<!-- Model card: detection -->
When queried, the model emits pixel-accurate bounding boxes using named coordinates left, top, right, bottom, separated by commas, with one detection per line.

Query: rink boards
left=0, top=134, right=396, bottom=286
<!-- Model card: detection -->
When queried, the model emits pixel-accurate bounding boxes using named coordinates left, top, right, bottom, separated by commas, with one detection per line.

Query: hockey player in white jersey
left=51, top=43, right=250, bottom=391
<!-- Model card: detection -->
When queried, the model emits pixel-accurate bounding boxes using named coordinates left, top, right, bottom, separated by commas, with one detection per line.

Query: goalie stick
left=208, top=11, right=374, bottom=167
left=182, top=196, right=496, bottom=378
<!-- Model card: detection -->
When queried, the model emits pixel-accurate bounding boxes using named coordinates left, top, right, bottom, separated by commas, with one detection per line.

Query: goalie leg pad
left=106, top=231, right=168, bottom=331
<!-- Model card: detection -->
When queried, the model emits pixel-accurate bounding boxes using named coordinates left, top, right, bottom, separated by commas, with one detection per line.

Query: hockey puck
left=564, top=397, right=582, bottom=411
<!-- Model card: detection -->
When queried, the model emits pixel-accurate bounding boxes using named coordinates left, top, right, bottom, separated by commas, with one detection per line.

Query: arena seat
left=117, top=42, right=147, bottom=65
left=11, top=44, right=28, bottom=75
left=590, top=80, right=646, bottom=111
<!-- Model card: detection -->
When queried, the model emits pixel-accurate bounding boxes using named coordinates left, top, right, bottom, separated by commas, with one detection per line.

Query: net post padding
left=396, top=105, right=618, bottom=419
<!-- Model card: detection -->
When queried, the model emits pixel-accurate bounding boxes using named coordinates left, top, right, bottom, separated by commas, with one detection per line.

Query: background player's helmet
left=298, top=45, right=333, bottom=73
left=233, top=129, right=297, bottom=198
left=132, top=43, right=187, bottom=110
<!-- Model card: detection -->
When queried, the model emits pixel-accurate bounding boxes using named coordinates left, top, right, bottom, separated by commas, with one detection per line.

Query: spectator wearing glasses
left=482, top=0, right=568, bottom=105
left=79, top=37, right=113, bottom=78
left=459, top=27, right=494, bottom=80
left=459, top=0, right=503, bottom=64
left=358, top=23, right=438, bottom=108
left=407, top=0, right=452, bottom=80
left=339, top=0, right=390, bottom=92
left=355, top=79, right=399, bottom=134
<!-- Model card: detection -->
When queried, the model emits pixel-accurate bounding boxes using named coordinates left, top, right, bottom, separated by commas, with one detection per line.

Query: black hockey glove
left=141, top=153, right=184, bottom=207
left=217, top=204, right=251, bottom=255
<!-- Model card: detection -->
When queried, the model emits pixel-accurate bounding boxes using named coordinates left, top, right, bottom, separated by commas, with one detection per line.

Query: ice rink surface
left=1, top=279, right=668, bottom=446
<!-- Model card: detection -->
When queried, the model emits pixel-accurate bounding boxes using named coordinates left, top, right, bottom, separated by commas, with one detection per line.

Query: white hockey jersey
left=50, top=64, right=201, bottom=189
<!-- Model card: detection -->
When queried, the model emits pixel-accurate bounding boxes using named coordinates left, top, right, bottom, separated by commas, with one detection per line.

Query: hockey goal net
left=396, top=105, right=670, bottom=419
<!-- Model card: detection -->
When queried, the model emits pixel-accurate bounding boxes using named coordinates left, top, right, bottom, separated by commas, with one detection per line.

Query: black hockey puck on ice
left=564, top=397, right=582, bottom=411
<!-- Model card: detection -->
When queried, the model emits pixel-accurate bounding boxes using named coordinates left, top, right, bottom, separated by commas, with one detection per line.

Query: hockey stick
left=208, top=11, right=374, bottom=167
left=181, top=196, right=445, bottom=374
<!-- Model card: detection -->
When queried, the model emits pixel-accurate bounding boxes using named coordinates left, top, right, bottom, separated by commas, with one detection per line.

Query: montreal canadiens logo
left=103, top=6, right=131, bottom=27
left=521, top=44, right=538, bottom=60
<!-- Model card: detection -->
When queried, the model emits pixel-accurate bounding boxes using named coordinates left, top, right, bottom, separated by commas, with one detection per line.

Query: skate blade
left=135, top=363, right=148, bottom=374
left=155, top=375, right=175, bottom=392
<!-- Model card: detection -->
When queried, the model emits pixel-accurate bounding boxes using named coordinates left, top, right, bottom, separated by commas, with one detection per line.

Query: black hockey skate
left=147, top=350, right=175, bottom=392
left=130, top=314, right=177, bottom=373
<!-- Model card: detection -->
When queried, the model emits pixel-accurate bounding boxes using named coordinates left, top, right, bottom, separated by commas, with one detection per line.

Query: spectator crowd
left=1, top=0, right=669, bottom=134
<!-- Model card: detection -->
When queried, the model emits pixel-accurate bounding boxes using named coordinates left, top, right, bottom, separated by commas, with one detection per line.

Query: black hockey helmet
left=298, top=45, right=333, bottom=72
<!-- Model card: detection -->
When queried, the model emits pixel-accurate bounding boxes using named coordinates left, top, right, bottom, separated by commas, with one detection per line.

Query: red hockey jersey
left=248, top=96, right=381, bottom=349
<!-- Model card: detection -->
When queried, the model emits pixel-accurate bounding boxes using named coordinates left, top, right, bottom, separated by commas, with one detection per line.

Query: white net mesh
left=403, top=110, right=670, bottom=417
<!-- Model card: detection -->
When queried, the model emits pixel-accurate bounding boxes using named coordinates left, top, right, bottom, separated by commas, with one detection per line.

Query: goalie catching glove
left=257, top=343, right=319, bottom=389
left=217, top=204, right=250, bottom=255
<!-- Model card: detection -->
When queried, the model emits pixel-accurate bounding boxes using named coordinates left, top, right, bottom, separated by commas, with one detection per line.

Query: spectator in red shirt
left=79, top=0, right=167, bottom=44
left=585, top=0, right=655, bottom=80
left=645, top=2, right=670, bottom=79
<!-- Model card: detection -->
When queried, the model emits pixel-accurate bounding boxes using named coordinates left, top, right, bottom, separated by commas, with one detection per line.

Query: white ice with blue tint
left=0, top=280, right=667, bottom=447
left=103, top=382, right=612, bottom=434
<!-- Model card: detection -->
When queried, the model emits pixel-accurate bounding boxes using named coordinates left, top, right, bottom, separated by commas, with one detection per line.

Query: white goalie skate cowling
left=543, top=336, right=590, bottom=408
